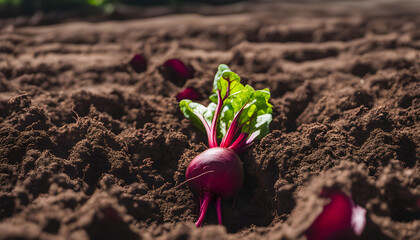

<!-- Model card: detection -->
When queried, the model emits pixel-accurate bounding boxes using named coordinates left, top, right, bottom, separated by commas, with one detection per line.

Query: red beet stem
left=195, top=193, right=212, bottom=227
left=216, top=196, right=223, bottom=225
left=209, top=90, right=222, bottom=148
left=220, top=105, right=245, bottom=148
left=220, top=117, right=238, bottom=148
left=229, top=132, right=249, bottom=152
left=208, top=77, right=231, bottom=148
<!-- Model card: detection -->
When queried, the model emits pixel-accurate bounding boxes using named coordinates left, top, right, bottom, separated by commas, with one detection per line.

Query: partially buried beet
left=176, top=87, right=202, bottom=102
left=160, top=59, right=194, bottom=86
left=306, top=190, right=366, bottom=240
left=129, top=54, right=147, bottom=73
left=180, top=64, right=273, bottom=227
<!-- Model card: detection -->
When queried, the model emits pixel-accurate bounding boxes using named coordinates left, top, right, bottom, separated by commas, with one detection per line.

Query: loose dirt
left=0, top=1, right=419, bottom=239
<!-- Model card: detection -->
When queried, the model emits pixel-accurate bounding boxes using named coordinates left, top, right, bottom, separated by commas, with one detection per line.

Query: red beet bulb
left=160, top=59, right=194, bottom=86
left=176, top=87, right=202, bottom=102
left=305, top=191, right=366, bottom=240
left=129, top=54, right=147, bottom=73
left=186, top=147, right=244, bottom=227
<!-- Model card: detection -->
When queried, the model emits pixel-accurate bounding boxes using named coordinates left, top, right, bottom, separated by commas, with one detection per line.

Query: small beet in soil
left=305, top=190, right=366, bottom=240
left=129, top=54, right=148, bottom=73
left=160, top=59, right=194, bottom=86
left=176, top=87, right=202, bottom=102
left=186, top=147, right=244, bottom=227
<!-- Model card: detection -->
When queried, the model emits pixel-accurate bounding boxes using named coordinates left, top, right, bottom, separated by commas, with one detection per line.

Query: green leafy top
left=179, top=64, right=272, bottom=152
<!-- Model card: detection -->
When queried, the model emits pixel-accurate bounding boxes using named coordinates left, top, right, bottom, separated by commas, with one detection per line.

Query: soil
left=0, top=1, right=419, bottom=239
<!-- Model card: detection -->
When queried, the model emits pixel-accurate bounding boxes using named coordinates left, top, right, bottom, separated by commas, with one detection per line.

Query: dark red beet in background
left=129, top=54, right=147, bottom=73
left=305, top=191, right=366, bottom=240
left=176, top=87, right=202, bottom=101
left=159, top=59, right=194, bottom=86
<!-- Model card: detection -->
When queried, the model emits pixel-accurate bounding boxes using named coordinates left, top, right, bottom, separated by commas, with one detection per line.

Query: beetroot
left=305, top=191, right=366, bottom=240
left=186, top=147, right=243, bottom=227
left=160, top=59, right=194, bottom=86
left=176, top=87, right=202, bottom=102
left=180, top=64, right=272, bottom=227
left=129, top=54, right=147, bottom=73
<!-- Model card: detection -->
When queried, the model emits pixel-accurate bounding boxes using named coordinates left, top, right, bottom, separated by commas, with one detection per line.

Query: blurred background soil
left=0, top=0, right=419, bottom=239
